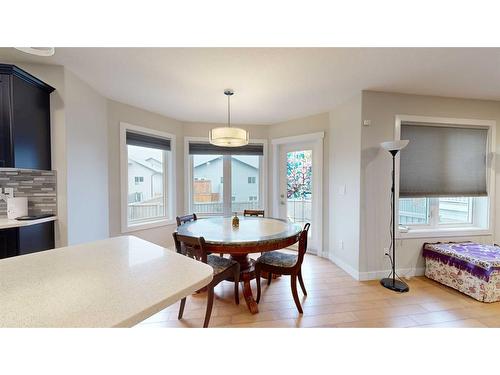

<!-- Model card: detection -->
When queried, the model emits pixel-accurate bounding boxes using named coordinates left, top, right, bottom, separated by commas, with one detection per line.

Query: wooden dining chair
left=243, top=209, right=265, bottom=217
left=255, top=223, right=310, bottom=314
left=173, top=232, right=240, bottom=328
left=176, top=213, right=197, bottom=227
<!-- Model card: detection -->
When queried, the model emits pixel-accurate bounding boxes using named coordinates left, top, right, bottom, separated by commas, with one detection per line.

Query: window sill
left=121, top=218, right=176, bottom=233
left=397, top=227, right=492, bottom=240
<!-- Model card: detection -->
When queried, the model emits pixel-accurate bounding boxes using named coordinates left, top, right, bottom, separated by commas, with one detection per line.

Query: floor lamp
left=380, top=140, right=410, bottom=293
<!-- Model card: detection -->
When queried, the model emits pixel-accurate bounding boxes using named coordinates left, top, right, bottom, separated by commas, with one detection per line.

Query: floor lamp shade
left=380, top=140, right=409, bottom=152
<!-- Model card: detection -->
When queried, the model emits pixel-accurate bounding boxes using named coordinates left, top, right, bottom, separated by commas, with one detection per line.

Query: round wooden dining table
left=176, top=216, right=303, bottom=314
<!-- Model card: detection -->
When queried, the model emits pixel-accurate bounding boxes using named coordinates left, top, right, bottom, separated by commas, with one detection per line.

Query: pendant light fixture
left=14, top=47, right=55, bottom=57
left=209, top=89, right=249, bottom=147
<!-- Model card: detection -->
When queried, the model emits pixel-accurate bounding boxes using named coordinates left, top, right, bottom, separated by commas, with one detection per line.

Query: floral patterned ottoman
left=423, top=242, right=500, bottom=303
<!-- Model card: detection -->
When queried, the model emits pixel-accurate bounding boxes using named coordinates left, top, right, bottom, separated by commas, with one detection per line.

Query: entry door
left=278, top=141, right=319, bottom=252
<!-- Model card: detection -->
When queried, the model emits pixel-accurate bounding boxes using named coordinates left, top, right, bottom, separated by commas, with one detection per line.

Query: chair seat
left=207, top=254, right=237, bottom=275
left=257, top=251, right=298, bottom=268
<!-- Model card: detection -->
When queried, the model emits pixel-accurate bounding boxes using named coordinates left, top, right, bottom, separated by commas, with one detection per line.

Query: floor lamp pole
left=380, top=149, right=409, bottom=293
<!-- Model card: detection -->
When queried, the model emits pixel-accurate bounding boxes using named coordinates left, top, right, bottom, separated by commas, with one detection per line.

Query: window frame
left=184, top=136, right=268, bottom=217
left=399, top=196, right=478, bottom=229
left=120, top=122, right=176, bottom=233
left=394, top=115, right=495, bottom=239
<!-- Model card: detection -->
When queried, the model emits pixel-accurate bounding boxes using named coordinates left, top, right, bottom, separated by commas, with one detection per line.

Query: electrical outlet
left=339, top=240, right=344, bottom=250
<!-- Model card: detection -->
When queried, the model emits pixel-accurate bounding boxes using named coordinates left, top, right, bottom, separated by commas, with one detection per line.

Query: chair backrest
left=243, top=209, right=265, bottom=217
left=176, top=213, right=197, bottom=227
left=296, top=223, right=311, bottom=266
left=172, top=232, right=207, bottom=263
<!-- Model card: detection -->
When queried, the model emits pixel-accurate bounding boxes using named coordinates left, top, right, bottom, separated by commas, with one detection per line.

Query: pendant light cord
left=227, top=94, right=231, bottom=128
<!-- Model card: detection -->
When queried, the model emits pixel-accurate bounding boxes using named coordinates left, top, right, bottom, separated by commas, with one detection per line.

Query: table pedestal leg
left=230, top=254, right=259, bottom=314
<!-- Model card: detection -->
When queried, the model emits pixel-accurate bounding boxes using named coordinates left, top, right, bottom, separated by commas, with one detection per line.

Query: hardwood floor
left=136, top=251, right=500, bottom=328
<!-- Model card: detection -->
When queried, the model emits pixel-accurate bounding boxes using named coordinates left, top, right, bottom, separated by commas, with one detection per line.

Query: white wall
left=64, top=69, right=109, bottom=245
left=328, top=94, right=362, bottom=278
left=360, top=91, right=500, bottom=280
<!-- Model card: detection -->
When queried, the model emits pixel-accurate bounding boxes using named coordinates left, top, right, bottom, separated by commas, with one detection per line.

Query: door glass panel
left=286, top=150, right=312, bottom=226
left=192, top=155, right=223, bottom=215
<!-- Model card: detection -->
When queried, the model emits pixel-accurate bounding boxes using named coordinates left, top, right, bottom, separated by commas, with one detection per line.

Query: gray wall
left=328, top=94, right=362, bottom=277
left=15, top=64, right=109, bottom=247
left=107, top=99, right=184, bottom=247
left=64, top=69, right=109, bottom=245
left=360, top=91, right=500, bottom=279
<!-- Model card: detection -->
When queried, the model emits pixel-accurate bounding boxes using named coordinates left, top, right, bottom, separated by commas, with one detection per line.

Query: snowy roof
left=128, top=158, right=162, bottom=173
left=193, top=155, right=258, bottom=169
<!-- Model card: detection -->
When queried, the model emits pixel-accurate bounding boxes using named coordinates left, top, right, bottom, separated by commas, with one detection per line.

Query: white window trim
left=183, top=136, right=268, bottom=217
left=120, top=122, right=176, bottom=233
left=394, top=115, right=496, bottom=239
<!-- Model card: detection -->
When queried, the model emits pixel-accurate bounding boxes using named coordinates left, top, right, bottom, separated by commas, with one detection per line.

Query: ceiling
left=1, top=48, right=500, bottom=124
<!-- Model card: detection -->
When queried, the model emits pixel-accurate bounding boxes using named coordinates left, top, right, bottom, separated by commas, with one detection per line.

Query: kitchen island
left=0, top=236, right=213, bottom=327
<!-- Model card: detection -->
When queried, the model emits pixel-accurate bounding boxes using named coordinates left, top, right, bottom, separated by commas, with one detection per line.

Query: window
left=187, top=141, right=265, bottom=216
left=232, top=155, right=260, bottom=212
left=399, top=198, right=429, bottom=225
left=397, top=116, right=493, bottom=234
left=121, top=123, right=175, bottom=232
left=192, top=154, right=223, bottom=215
left=399, top=196, right=487, bottom=229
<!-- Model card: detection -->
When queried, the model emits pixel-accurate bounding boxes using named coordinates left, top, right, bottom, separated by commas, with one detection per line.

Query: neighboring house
left=127, top=158, right=163, bottom=203
left=193, top=156, right=259, bottom=203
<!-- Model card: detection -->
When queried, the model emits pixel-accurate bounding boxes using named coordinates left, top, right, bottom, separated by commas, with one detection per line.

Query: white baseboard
left=358, top=267, right=425, bottom=281
left=329, top=255, right=360, bottom=280
left=327, top=254, right=426, bottom=282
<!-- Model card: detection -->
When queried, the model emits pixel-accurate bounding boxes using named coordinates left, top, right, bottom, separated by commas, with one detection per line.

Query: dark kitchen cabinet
left=0, top=221, right=55, bottom=259
left=18, top=221, right=55, bottom=256
left=0, top=228, right=19, bottom=259
left=0, top=64, right=56, bottom=260
left=0, top=64, right=54, bottom=169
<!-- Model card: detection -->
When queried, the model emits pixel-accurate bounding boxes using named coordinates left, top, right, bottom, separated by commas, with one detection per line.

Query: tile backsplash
left=0, top=169, right=57, bottom=217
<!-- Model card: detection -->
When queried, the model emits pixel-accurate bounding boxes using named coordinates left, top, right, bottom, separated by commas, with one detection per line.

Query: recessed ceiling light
left=14, top=47, right=55, bottom=57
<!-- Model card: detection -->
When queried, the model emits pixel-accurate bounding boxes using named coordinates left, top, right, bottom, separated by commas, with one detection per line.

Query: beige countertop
left=0, top=215, right=57, bottom=230
left=0, top=235, right=213, bottom=327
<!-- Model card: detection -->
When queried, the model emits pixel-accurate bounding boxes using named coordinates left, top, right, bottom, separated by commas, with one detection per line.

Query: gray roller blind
left=189, top=142, right=263, bottom=155
left=400, top=122, right=488, bottom=197
left=126, top=131, right=171, bottom=151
